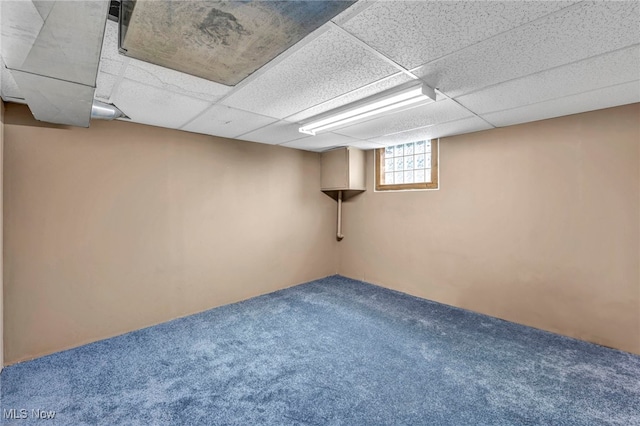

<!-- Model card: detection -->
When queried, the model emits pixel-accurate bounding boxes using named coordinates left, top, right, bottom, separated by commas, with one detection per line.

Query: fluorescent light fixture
left=299, top=82, right=436, bottom=136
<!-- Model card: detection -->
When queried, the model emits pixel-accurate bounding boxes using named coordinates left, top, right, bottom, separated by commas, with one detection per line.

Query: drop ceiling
left=1, top=0, right=639, bottom=152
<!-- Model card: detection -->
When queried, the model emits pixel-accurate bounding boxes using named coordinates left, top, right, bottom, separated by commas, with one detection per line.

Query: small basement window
left=375, top=140, right=438, bottom=191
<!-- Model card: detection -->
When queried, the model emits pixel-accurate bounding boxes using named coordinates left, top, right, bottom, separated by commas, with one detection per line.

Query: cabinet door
left=321, top=148, right=349, bottom=190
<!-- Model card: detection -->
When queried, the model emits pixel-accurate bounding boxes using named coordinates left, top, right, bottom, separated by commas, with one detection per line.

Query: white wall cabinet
left=321, top=147, right=366, bottom=192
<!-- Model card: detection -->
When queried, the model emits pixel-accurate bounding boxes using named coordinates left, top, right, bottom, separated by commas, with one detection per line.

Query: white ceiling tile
left=280, top=132, right=363, bottom=152
left=94, top=72, right=118, bottom=102
left=119, top=1, right=356, bottom=87
left=456, top=45, right=640, bottom=115
left=481, top=80, right=640, bottom=127
left=4, top=0, right=635, bottom=135
left=370, top=117, right=493, bottom=146
left=99, top=20, right=125, bottom=75
left=1, top=63, right=23, bottom=100
left=237, top=121, right=310, bottom=145
left=334, top=99, right=473, bottom=140
left=414, top=1, right=640, bottom=98
left=123, top=58, right=232, bottom=103
left=340, top=1, right=577, bottom=69
left=285, top=72, right=415, bottom=123
left=182, top=105, right=278, bottom=139
left=112, top=79, right=210, bottom=129
left=95, top=21, right=124, bottom=103
left=221, top=26, right=399, bottom=119
left=99, top=57, right=125, bottom=77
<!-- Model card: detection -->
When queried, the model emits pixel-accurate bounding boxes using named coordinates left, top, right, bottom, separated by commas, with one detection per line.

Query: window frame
left=375, top=139, right=439, bottom=191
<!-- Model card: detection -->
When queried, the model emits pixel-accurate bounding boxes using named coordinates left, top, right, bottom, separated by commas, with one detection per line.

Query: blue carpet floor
left=1, top=275, right=639, bottom=425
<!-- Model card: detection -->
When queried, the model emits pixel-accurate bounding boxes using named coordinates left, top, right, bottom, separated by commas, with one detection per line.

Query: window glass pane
left=405, top=142, right=414, bottom=155
left=384, top=158, right=394, bottom=172
left=384, top=172, right=394, bottom=184
left=404, top=170, right=414, bottom=184
left=405, top=156, right=414, bottom=171
left=377, top=140, right=436, bottom=190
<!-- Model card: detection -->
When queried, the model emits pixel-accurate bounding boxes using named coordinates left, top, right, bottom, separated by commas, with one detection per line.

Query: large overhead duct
left=1, top=0, right=109, bottom=127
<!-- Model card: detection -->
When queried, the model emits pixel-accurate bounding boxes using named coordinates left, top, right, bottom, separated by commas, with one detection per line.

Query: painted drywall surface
left=339, top=103, right=640, bottom=355
left=3, top=104, right=338, bottom=364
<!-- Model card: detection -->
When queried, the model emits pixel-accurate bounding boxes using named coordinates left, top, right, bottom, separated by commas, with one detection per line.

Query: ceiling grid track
left=329, top=22, right=497, bottom=129
left=2, top=0, right=638, bottom=150
left=475, top=79, right=640, bottom=118
left=434, top=90, right=497, bottom=129
left=329, top=22, right=419, bottom=81
left=180, top=25, right=341, bottom=132
left=451, top=42, right=640, bottom=99
left=107, top=56, right=130, bottom=104
left=407, top=1, right=587, bottom=70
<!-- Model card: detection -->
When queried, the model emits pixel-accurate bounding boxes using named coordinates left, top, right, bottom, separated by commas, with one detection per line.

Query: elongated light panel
left=299, top=83, right=436, bottom=135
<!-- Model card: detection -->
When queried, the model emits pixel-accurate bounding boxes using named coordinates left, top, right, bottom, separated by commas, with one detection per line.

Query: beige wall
left=339, top=104, right=640, bottom=355
left=3, top=102, right=639, bottom=364
left=3, top=104, right=339, bottom=365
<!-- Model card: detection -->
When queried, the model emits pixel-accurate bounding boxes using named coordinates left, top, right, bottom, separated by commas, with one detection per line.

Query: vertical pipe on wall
left=337, top=191, right=344, bottom=241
